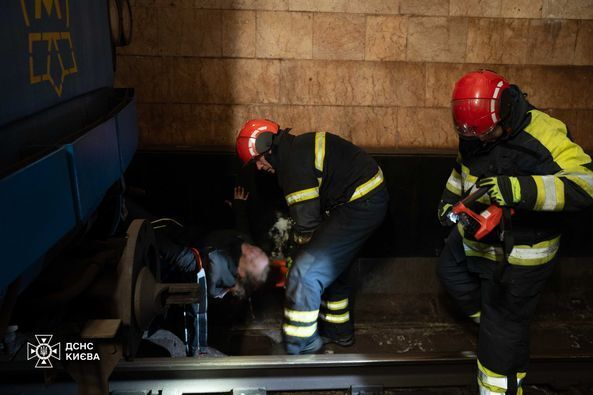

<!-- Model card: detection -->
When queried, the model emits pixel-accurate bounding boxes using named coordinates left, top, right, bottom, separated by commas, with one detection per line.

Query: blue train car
left=0, top=0, right=137, bottom=294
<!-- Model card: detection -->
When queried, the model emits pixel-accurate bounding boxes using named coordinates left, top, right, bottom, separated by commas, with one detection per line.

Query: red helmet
left=236, top=119, right=279, bottom=164
left=451, top=70, right=510, bottom=137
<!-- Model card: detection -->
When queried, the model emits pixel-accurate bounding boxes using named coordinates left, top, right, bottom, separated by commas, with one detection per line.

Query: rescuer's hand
left=477, top=176, right=521, bottom=206
left=437, top=201, right=455, bottom=226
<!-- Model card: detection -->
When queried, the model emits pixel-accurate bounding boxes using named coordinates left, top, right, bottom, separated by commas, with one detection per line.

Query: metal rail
left=2, top=352, right=592, bottom=394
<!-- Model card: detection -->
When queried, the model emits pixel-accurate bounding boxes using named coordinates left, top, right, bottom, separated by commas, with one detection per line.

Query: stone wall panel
left=397, top=107, right=457, bottom=149
left=118, top=1, right=593, bottom=150
left=527, top=19, right=578, bottom=65
left=223, top=10, right=256, bottom=57
left=449, top=0, right=502, bottom=17
left=542, top=0, right=593, bottom=19
left=407, top=17, right=468, bottom=63
left=256, top=12, right=313, bottom=59
left=466, top=18, right=505, bottom=64
left=399, top=0, right=449, bottom=16
left=365, top=15, right=408, bottom=61
left=313, top=13, right=366, bottom=60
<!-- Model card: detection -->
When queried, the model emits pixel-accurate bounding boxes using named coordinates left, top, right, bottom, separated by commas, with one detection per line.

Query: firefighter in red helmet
left=236, top=120, right=389, bottom=354
left=437, top=70, right=593, bottom=394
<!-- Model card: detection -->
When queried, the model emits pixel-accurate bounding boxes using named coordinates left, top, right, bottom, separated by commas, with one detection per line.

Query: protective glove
left=437, top=201, right=455, bottom=226
left=476, top=176, right=521, bottom=206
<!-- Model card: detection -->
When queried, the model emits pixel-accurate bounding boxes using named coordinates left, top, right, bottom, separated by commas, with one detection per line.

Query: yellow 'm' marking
left=35, top=0, right=62, bottom=20
left=20, top=0, right=31, bottom=26
left=28, top=31, right=78, bottom=97
left=23, top=0, right=76, bottom=97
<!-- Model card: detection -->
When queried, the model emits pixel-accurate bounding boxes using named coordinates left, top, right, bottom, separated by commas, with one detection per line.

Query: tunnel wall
left=116, top=0, right=593, bottom=152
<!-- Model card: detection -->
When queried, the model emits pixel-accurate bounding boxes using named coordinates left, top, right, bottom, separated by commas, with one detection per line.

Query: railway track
left=2, top=352, right=593, bottom=394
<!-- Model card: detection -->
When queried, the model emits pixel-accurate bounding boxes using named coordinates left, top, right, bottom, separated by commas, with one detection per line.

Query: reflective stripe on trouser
left=459, top=224, right=560, bottom=266
left=319, top=298, right=353, bottom=332
left=319, top=285, right=353, bottom=339
left=283, top=308, right=319, bottom=340
left=284, top=187, right=389, bottom=354
left=438, top=227, right=556, bottom=391
left=478, top=359, right=526, bottom=395
left=477, top=261, right=554, bottom=395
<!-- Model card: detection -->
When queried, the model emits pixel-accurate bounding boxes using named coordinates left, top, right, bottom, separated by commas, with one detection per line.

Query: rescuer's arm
left=438, top=153, right=464, bottom=226
left=283, top=168, right=322, bottom=244
left=477, top=130, right=593, bottom=211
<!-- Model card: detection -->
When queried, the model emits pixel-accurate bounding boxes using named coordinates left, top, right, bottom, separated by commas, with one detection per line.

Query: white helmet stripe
left=490, top=80, right=503, bottom=125
left=492, top=80, right=504, bottom=99
left=247, top=128, right=267, bottom=157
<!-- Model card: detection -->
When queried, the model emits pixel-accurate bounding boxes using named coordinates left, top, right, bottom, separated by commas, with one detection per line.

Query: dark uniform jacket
left=439, top=86, right=593, bottom=266
left=154, top=200, right=252, bottom=298
left=269, top=130, right=385, bottom=235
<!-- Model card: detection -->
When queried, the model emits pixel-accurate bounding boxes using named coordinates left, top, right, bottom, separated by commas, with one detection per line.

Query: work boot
left=320, top=333, right=354, bottom=347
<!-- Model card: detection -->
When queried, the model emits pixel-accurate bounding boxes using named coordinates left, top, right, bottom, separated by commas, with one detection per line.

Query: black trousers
left=438, top=227, right=556, bottom=392
left=283, top=187, right=389, bottom=354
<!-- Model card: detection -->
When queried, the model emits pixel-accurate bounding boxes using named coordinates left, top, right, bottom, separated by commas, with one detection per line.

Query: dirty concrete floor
left=208, top=257, right=593, bottom=359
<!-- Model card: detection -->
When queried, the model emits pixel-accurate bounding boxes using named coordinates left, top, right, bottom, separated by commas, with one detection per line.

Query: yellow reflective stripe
left=322, top=298, right=348, bottom=310
left=478, top=359, right=505, bottom=378
left=283, top=323, right=317, bottom=338
left=477, top=377, right=506, bottom=394
left=460, top=165, right=490, bottom=204
left=525, top=110, right=593, bottom=170
left=533, top=176, right=546, bottom=210
left=463, top=236, right=560, bottom=266
left=446, top=169, right=462, bottom=195
left=554, top=176, right=565, bottom=210
left=561, top=171, right=593, bottom=198
left=470, top=311, right=481, bottom=319
left=320, top=312, right=350, bottom=324
left=524, top=110, right=593, bottom=199
left=285, top=187, right=320, bottom=206
left=463, top=239, right=504, bottom=262
left=439, top=203, right=453, bottom=218
left=478, top=360, right=507, bottom=392
left=508, top=236, right=560, bottom=266
left=461, top=164, right=479, bottom=192
left=477, top=360, right=526, bottom=394
left=284, top=308, right=319, bottom=323
left=533, top=175, right=565, bottom=211
left=315, top=132, right=326, bottom=172
left=349, top=168, right=384, bottom=202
